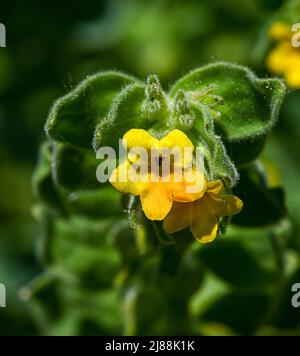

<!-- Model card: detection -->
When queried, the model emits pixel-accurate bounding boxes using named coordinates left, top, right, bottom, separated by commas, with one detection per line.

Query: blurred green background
left=1, top=0, right=300, bottom=336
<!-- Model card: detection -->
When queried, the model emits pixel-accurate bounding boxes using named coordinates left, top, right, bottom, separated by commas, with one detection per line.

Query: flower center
left=150, top=153, right=175, bottom=178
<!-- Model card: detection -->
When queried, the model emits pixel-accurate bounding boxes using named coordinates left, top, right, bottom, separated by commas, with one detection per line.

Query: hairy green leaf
left=46, top=72, right=138, bottom=149
left=233, top=163, right=287, bottom=227
left=93, top=80, right=170, bottom=151
left=170, top=62, right=286, bottom=164
left=52, top=144, right=100, bottom=191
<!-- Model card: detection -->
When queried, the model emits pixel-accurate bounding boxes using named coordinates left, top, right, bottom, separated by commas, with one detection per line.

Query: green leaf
left=233, top=163, right=287, bottom=227
left=191, top=229, right=278, bottom=290
left=32, top=143, right=65, bottom=213
left=52, top=144, right=100, bottom=191
left=48, top=216, right=122, bottom=289
left=27, top=276, right=123, bottom=335
left=170, top=100, right=239, bottom=188
left=202, top=291, right=271, bottom=335
left=224, top=135, right=267, bottom=167
left=109, top=219, right=144, bottom=264
left=190, top=273, right=271, bottom=335
left=66, top=188, right=122, bottom=219
left=46, top=72, right=138, bottom=149
left=93, top=79, right=170, bottom=151
left=170, top=62, right=286, bottom=164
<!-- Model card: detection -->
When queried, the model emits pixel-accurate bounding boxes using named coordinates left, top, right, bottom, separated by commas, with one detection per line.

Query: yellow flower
left=163, top=180, right=243, bottom=244
left=267, top=22, right=300, bottom=88
left=110, top=129, right=206, bottom=221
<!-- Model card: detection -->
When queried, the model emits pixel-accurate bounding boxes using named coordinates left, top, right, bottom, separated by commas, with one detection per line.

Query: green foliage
left=170, top=63, right=286, bottom=164
left=3, top=0, right=300, bottom=337
left=46, top=72, right=138, bottom=149
left=52, top=144, right=100, bottom=191
left=27, top=61, right=293, bottom=336
left=32, top=143, right=65, bottom=213
left=27, top=276, right=123, bottom=336
left=233, top=163, right=287, bottom=227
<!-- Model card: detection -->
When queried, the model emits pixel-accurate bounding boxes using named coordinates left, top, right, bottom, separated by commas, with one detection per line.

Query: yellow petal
left=163, top=202, right=193, bottom=234
left=190, top=199, right=219, bottom=244
left=171, top=169, right=206, bottom=202
left=123, top=129, right=159, bottom=162
left=210, top=194, right=243, bottom=217
left=207, top=180, right=224, bottom=197
left=123, top=129, right=159, bottom=150
left=159, top=129, right=194, bottom=167
left=109, top=160, right=149, bottom=195
left=140, top=182, right=173, bottom=221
